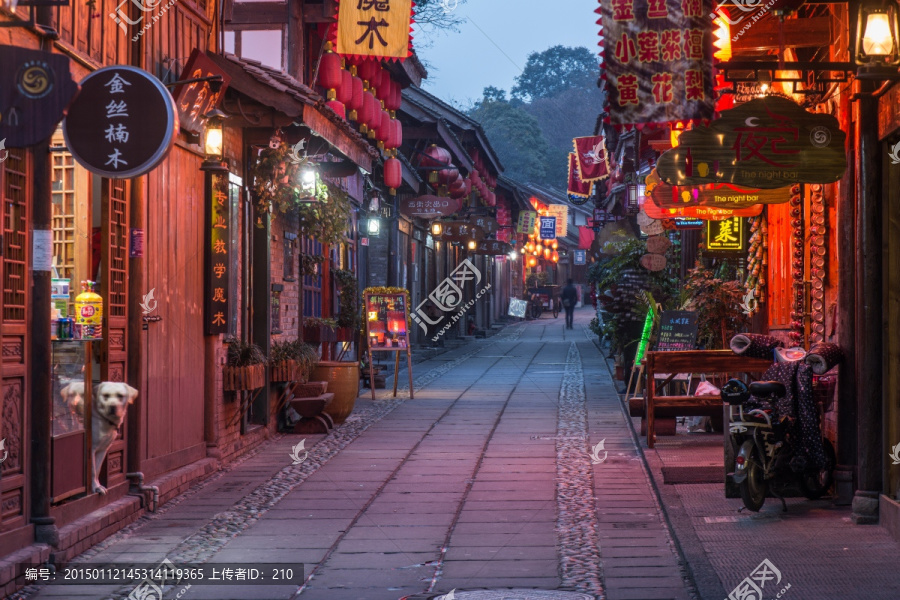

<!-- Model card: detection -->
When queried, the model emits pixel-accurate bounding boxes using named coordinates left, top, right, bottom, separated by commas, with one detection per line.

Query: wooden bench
left=644, top=350, right=773, bottom=448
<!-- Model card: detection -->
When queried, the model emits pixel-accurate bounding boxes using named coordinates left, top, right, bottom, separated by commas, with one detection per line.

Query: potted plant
left=223, top=338, right=267, bottom=391
left=303, top=316, right=337, bottom=343
left=333, top=269, right=360, bottom=343
left=684, top=264, right=750, bottom=349
left=270, top=339, right=318, bottom=383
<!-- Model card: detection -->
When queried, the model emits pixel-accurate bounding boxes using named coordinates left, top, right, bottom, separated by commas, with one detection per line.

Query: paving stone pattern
left=20, top=311, right=695, bottom=600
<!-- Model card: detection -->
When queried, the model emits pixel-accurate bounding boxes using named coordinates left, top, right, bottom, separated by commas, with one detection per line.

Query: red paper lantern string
left=384, top=156, right=402, bottom=194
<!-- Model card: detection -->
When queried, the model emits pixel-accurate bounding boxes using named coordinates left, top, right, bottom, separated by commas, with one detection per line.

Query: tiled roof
left=211, top=53, right=380, bottom=162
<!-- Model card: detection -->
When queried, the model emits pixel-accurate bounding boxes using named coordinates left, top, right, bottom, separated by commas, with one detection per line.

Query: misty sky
left=416, top=1, right=600, bottom=108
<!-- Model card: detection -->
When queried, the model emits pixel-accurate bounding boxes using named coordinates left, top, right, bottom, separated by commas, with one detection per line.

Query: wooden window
left=303, top=237, right=323, bottom=318
left=105, top=180, right=128, bottom=318
left=2, top=148, right=30, bottom=322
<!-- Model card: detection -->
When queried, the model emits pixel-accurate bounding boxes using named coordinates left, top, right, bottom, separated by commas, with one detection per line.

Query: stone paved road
left=21, top=308, right=693, bottom=600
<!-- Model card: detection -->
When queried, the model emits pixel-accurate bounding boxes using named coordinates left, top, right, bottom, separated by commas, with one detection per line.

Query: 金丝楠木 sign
left=0, top=46, right=79, bottom=147
left=335, top=0, right=413, bottom=60
left=63, top=66, right=178, bottom=179
left=657, top=96, right=847, bottom=189
left=598, top=0, right=714, bottom=127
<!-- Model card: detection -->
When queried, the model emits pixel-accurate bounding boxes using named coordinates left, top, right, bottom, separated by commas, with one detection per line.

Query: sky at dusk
left=416, top=1, right=600, bottom=108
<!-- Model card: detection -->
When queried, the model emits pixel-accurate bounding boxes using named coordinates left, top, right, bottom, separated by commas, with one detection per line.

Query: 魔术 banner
left=335, top=0, right=413, bottom=61
left=597, top=0, right=714, bottom=127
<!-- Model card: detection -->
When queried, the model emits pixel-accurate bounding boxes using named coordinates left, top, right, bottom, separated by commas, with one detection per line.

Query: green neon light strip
left=634, top=304, right=655, bottom=365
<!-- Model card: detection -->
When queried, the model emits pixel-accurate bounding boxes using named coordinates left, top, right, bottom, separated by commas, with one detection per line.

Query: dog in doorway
left=60, top=381, right=139, bottom=495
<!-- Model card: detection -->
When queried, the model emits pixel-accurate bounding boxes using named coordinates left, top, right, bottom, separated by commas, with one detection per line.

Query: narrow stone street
left=18, top=308, right=693, bottom=600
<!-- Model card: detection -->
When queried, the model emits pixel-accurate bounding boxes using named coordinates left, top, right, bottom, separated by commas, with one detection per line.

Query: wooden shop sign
left=706, top=217, right=748, bottom=253
left=657, top=96, right=847, bottom=189
left=649, top=179, right=791, bottom=209
left=0, top=45, right=79, bottom=147
left=172, top=49, right=231, bottom=135
left=400, top=195, right=461, bottom=219
left=64, top=66, right=178, bottom=178
left=468, top=216, right=498, bottom=235
left=440, top=221, right=485, bottom=242
left=473, top=240, right=510, bottom=256
left=643, top=202, right=762, bottom=221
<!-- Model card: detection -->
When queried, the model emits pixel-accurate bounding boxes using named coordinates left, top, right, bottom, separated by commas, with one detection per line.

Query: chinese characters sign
left=366, top=293, right=409, bottom=349
left=473, top=240, right=510, bottom=256
left=656, top=310, right=698, bottom=351
left=63, top=66, right=177, bottom=179
left=657, top=96, right=847, bottom=189
left=400, top=195, right=462, bottom=219
left=706, top=217, right=746, bottom=253
left=205, top=173, right=231, bottom=335
left=440, top=222, right=485, bottom=242
left=335, top=0, right=414, bottom=61
left=171, top=49, right=231, bottom=135
left=598, top=0, right=714, bottom=126
left=517, top=211, right=537, bottom=234
left=546, top=204, right=569, bottom=237
left=539, top=217, right=557, bottom=240
left=0, top=46, right=78, bottom=147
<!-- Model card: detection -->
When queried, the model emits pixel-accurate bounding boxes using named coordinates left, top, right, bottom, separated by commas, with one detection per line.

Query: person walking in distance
left=562, top=279, right=577, bottom=330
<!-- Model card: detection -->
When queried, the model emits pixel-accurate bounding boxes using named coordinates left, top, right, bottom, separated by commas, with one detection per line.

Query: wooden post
left=407, top=347, right=414, bottom=400
left=852, top=86, right=883, bottom=522
left=646, top=353, right=656, bottom=448
left=368, top=348, right=376, bottom=402
left=30, top=139, right=58, bottom=545
left=392, top=350, right=400, bottom=397
left=128, top=176, right=147, bottom=468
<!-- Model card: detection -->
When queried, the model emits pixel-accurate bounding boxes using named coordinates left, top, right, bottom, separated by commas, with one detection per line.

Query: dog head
left=94, top=382, right=138, bottom=426
left=60, top=381, right=86, bottom=419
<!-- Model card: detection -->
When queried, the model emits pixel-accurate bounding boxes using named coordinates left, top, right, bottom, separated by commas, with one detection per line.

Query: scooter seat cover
left=749, top=380, right=786, bottom=397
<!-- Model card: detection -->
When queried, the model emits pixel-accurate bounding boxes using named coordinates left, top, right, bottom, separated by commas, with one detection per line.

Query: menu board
left=365, top=293, right=409, bottom=350
left=656, top=310, right=698, bottom=352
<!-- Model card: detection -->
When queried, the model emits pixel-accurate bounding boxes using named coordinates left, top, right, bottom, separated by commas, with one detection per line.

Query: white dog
left=60, top=381, right=138, bottom=495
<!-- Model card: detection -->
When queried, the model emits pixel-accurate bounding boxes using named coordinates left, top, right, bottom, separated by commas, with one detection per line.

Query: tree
left=414, top=0, right=468, bottom=31
left=511, top=45, right=599, bottom=102
left=469, top=89, right=552, bottom=184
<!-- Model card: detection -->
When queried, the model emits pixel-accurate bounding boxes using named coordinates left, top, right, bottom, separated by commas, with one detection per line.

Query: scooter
left=721, top=379, right=835, bottom=512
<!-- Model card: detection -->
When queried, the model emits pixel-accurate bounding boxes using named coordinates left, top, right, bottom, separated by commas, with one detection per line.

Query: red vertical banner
left=597, top=0, right=714, bottom=127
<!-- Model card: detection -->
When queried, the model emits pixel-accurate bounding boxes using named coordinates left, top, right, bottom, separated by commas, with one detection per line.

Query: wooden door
left=142, top=147, right=206, bottom=478
left=0, top=148, right=31, bottom=546
left=100, top=178, right=130, bottom=489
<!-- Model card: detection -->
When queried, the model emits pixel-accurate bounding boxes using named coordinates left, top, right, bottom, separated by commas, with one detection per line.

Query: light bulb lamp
left=857, top=0, right=900, bottom=79
left=368, top=217, right=381, bottom=236
left=467, top=239, right=477, bottom=251
left=296, top=161, right=318, bottom=200
left=431, top=221, right=443, bottom=237
left=200, top=108, right=228, bottom=172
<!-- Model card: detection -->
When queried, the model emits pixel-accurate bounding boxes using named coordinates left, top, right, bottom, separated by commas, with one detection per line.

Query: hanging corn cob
left=742, top=212, right=767, bottom=315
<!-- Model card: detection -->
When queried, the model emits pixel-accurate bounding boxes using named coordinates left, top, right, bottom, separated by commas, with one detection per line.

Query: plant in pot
left=223, top=338, right=267, bottom=391
left=333, top=268, right=360, bottom=344
left=270, top=339, right=318, bottom=383
left=303, top=316, right=337, bottom=343
left=684, top=264, right=750, bottom=349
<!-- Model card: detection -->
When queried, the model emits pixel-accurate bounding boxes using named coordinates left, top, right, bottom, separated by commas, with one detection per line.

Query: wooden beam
left=732, top=16, right=832, bottom=51
left=230, top=2, right=289, bottom=24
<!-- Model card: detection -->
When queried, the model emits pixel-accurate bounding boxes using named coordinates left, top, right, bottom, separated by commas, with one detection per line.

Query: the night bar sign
left=205, top=173, right=231, bottom=335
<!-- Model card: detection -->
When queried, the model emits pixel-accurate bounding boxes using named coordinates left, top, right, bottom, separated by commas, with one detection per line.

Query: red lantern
left=318, top=47, right=342, bottom=100
left=358, top=60, right=380, bottom=84
left=384, top=157, right=402, bottom=193
left=438, top=166, right=459, bottom=186
left=373, top=68, right=389, bottom=97
left=420, top=145, right=451, bottom=168
left=347, top=73, right=364, bottom=121
left=384, top=79, right=401, bottom=111
left=326, top=100, right=346, bottom=119
left=360, top=90, right=377, bottom=131
left=384, top=118, right=402, bottom=150
left=337, top=69, right=353, bottom=105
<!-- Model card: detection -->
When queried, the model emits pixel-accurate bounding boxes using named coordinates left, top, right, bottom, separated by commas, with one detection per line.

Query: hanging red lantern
left=449, top=173, right=465, bottom=194
left=360, top=90, right=377, bottom=133
left=357, top=60, right=380, bottom=84
left=384, top=79, right=401, bottom=111
left=552, top=251, right=559, bottom=263
left=384, top=156, right=402, bottom=194
left=375, top=110, right=391, bottom=149
left=318, top=43, right=343, bottom=100
left=337, top=69, right=353, bottom=105
left=437, top=166, right=459, bottom=186
left=347, top=71, right=364, bottom=121
left=391, top=118, right=403, bottom=149
left=420, top=145, right=452, bottom=168
left=543, top=247, right=551, bottom=260
left=326, top=100, right=346, bottom=119
left=374, top=68, right=389, bottom=98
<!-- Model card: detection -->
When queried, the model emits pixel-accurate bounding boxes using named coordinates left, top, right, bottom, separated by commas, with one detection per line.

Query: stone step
left=289, top=393, right=334, bottom=419
left=289, top=381, right=328, bottom=398
left=290, top=412, right=334, bottom=435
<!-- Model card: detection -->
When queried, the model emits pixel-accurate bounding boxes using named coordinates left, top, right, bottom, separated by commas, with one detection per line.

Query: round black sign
left=63, top=66, right=178, bottom=179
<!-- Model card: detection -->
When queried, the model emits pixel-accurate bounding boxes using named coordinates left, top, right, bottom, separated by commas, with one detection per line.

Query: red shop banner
left=597, top=0, right=715, bottom=127
left=643, top=202, right=762, bottom=221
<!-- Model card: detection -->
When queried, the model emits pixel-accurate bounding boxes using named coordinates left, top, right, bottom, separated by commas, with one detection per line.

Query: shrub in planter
left=303, top=317, right=337, bottom=343
left=224, top=338, right=267, bottom=391
left=270, top=339, right=319, bottom=383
